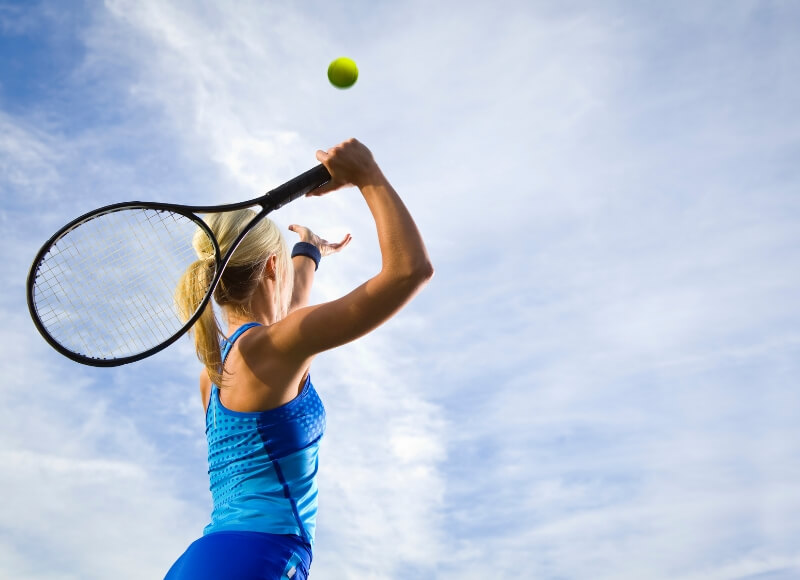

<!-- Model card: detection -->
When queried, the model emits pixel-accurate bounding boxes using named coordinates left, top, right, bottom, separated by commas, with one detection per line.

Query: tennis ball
left=327, top=57, right=358, bottom=89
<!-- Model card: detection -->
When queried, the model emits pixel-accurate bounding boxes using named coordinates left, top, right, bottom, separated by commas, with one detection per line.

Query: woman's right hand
left=309, top=138, right=382, bottom=196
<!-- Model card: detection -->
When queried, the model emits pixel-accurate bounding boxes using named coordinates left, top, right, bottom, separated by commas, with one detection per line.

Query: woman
left=165, top=138, right=434, bottom=579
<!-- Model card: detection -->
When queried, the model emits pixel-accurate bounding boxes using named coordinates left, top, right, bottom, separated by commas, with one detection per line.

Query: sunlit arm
left=289, top=256, right=316, bottom=312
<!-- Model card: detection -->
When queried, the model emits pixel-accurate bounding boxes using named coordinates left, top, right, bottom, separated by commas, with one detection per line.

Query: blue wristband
left=291, top=242, right=322, bottom=270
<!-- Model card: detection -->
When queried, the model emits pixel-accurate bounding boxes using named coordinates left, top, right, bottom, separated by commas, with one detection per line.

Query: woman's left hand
left=288, top=224, right=352, bottom=258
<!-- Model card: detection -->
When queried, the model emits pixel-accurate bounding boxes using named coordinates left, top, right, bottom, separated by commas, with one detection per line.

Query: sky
left=1, top=0, right=799, bottom=578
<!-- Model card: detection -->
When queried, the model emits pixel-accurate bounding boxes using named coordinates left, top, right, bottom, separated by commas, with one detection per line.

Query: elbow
left=407, top=259, right=434, bottom=288
left=384, top=259, right=434, bottom=290
left=417, top=260, right=435, bottom=283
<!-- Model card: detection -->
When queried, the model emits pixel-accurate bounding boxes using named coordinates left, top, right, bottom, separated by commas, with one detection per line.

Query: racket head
left=26, top=202, right=220, bottom=367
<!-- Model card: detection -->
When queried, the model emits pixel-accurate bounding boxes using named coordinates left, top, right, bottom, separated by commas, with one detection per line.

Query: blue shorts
left=164, top=531, right=312, bottom=580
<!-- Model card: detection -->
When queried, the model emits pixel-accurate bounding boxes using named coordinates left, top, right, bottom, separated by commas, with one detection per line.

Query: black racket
left=27, top=164, right=330, bottom=367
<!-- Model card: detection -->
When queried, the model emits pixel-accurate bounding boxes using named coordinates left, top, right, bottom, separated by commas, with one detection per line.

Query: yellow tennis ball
left=327, top=57, right=358, bottom=89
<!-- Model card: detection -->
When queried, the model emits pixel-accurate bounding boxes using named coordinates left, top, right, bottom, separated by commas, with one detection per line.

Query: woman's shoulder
left=237, top=319, right=309, bottom=363
left=223, top=324, right=312, bottom=411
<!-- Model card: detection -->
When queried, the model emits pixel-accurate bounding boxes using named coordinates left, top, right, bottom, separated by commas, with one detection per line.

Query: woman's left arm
left=288, top=224, right=352, bottom=312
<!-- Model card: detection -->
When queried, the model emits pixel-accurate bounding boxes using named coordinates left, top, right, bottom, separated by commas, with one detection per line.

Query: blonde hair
left=175, top=210, right=293, bottom=386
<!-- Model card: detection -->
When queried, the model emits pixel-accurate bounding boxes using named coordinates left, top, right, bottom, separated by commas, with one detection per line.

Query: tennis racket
left=26, top=164, right=330, bottom=367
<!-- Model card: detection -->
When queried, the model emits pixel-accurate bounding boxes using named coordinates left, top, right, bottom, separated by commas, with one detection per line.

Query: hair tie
left=199, top=255, right=216, bottom=276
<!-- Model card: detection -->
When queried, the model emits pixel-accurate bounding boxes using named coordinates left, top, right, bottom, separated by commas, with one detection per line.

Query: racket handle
left=263, top=164, right=331, bottom=210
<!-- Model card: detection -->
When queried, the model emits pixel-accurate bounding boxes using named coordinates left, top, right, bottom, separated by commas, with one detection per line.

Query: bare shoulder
left=234, top=321, right=305, bottom=364
left=230, top=324, right=313, bottom=410
left=199, top=367, right=212, bottom=413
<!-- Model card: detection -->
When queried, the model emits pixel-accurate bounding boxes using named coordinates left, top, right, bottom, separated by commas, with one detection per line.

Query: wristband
left=291, top=242, right=322, bottom=270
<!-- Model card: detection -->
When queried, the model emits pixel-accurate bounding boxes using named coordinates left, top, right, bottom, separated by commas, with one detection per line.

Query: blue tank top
left=203, top=322, right=326, bottom=546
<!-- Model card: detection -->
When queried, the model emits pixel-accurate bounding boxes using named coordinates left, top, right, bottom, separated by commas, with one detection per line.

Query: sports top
left=203, top=322, right=326, bottom=546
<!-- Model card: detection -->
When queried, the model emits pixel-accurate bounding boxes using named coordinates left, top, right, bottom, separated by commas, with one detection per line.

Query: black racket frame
left=27, top=164, right=330, bottom=367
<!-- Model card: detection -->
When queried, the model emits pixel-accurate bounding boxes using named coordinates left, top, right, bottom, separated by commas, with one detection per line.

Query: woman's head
left=175, top=210, right=293, bottom=385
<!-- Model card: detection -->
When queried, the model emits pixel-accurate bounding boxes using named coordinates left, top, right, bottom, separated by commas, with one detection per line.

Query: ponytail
left=175, top=257, right=225, bottom=386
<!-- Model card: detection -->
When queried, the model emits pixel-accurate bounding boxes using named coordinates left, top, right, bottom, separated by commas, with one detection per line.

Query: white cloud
left=0, top=112, right=63, bottom=201
left=2, top=0, right=799, bottom=578
left=0, top=308, right=207, bottom=580
left=308, top=338, right=449, bottom=579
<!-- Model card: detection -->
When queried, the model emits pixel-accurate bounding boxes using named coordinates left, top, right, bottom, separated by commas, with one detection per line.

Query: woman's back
left=203, top=323, right=325, bottom=546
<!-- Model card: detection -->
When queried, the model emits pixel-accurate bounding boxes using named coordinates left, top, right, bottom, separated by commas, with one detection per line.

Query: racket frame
left=27, top=164, right=330, bottom=367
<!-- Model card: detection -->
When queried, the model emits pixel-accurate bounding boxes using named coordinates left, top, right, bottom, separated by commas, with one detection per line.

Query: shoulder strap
left=220, top=322, right=263, bottom=364
left=208, top=322, right=263, bottom=423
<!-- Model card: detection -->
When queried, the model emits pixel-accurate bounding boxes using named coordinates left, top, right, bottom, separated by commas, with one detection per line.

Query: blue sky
left=1, top=1, right=799, bottom=578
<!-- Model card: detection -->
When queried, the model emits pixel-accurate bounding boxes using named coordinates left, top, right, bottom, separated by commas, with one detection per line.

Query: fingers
left=306, top=149, right=335, bottom=196
left=325, top=233, right=352, bottom=254
left=336, top=233, right=353, bottom=249
left=315, top=149, right=330, bottom=164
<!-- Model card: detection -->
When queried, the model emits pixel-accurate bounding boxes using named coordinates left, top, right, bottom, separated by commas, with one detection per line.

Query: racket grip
left=264, top=164, right=331, bottom=210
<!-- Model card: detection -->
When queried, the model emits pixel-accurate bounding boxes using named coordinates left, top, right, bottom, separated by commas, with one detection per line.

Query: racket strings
left=48, top=213, right=161, bottom=353
left=31, top=208, right=214, bottom=360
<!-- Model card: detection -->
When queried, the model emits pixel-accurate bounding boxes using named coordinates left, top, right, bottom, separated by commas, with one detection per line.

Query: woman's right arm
left=271, top=139, right=434, bottom=358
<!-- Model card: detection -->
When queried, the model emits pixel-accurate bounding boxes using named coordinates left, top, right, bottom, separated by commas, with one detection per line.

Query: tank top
left=203, top=322, right=326, bottom=546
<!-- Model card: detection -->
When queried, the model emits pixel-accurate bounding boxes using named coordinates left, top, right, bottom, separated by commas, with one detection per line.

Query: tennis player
left=165, top=138, right=434, bottom=579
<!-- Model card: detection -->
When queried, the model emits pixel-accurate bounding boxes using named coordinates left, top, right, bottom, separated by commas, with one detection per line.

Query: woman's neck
left=224, top=279, right=278, bottom=334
